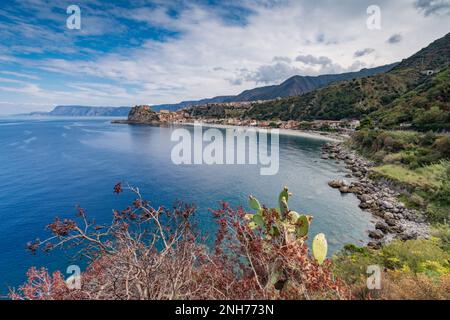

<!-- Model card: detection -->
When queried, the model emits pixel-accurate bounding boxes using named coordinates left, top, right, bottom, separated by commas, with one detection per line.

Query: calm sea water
left=0, top=117, right=374, bottom=293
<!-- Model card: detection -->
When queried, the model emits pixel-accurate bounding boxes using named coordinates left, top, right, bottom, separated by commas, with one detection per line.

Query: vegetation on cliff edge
left=10, top=185, right=450, bottom=300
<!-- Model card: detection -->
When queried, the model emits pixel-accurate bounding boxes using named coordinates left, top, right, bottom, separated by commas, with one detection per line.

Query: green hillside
left=243, top=70, right=415, bottom=120
left=244, top=33, right=450, bottom=123
left=239, top=33, right=450, bottom=226
left=370, top=68, right=449, bottom=131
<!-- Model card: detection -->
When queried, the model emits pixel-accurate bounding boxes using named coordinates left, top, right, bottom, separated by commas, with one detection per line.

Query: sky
left=0, top=0, right=449, bottom=114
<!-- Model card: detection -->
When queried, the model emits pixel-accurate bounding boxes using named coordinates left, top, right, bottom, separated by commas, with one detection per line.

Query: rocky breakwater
left=112, top=105, right=162, bottom=124
left=323, top=142, right=429, bottom=249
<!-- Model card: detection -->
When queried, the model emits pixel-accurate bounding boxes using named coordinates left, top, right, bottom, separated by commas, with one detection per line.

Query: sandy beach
left=176, top=121, right=346, bottom=142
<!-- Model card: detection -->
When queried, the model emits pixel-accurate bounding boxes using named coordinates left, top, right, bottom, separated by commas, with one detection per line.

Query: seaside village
left=139, top=101, right=361, bottom=134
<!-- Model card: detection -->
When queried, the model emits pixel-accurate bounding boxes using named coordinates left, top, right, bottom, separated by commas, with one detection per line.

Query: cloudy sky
left=0, top=0, right=449, bottom=114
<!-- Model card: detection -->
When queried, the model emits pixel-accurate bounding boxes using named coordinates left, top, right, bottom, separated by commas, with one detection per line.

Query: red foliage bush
left=10, top=184, right=349, bottom=300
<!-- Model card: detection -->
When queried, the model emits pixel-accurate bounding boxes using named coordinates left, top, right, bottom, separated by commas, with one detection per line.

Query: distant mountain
left=152, top=63, right=398, bottom=111
left=28, top=106, right=131, bottom=117
left=243, top=32, right=450, bottom=122
left=233, top=64, right=398, bottom=101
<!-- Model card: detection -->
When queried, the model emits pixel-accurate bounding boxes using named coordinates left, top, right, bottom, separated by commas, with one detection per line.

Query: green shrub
left=420, top=131, right=437, bottom=147
left=410, top=194, right=426, bottom=208
left=381, top=239, right=450, bottom=276
left=333, top=239, right=450, bottom=285
left=413, top=106, right=447, bottom=129
left=431, top=224, right=450, bottom=252
left=434, top=135, right=450, bottom=158
left=426, top=202, right=450, bottom=223
left=332, top=245, right=382, bottom=285
left=383, top=152, right=404, bottom=164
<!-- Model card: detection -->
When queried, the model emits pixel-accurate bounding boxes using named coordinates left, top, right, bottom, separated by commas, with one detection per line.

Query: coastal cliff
left=113, top=105, right=161, bottom=124
left=128, top=105, right=161, bottom=123
left=113, top=105, right=191, bottom=124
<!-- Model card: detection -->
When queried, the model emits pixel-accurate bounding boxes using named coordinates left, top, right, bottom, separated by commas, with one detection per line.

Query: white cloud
left=295, top=54, right=333, bottom=66
left=0, top=71, right=40, bottom=80
left=354, top=48, right=375, bottom=57
left=414, top=0, right=450, bottom=16
left=0, top=0, right=449, bottom=113
left=237, top=62, right=304, bottom=84
left=387, top=33, right=403, bottom=44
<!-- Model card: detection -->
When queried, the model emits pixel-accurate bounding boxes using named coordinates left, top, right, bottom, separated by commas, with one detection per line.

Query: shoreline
left=113, top=118, right=420, bottom=248
left=322, top=142, right=429, bottom=249
left=112, top=119, right=345, bottom=142
left=180, top=122, right=345, bottom=142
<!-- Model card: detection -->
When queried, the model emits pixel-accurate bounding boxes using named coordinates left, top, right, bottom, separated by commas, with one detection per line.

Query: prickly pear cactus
left=312, top=233, right=328, bottom=265
left=287, top=211, right=300, bottom=225
left=278, top=187, right=290, bottom=216
left=252, top=214, right=265, bottom=228
left=249, top=195, right=261, bottom=211
left=295, top=215, right=310, bottom=238
left=279, top=186, right=290, bottom=205
left=279, top=197, right=289, bottom=217
left=244, top=187, right=330, bottom=292
left=246, top=187, right=328, bottom=267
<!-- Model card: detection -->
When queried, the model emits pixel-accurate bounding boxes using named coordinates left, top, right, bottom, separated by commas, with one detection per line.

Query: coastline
left=112, top=119, right=345, bottom=142
left=180, top=122, right=345, bottom=142
left=322, top=142, right=429, bottom=249
left=112, top=117, right=430, bottom=249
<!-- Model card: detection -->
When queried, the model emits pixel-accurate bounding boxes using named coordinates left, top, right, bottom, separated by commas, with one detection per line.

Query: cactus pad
left=312, top=233, right=328, bottom=265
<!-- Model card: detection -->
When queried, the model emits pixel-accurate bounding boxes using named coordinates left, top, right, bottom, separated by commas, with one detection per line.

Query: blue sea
left=0, top=117, right=374, bottom=293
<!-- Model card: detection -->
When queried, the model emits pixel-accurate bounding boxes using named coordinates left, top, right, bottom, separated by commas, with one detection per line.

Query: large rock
left=391, top=225, right=405, bottom=233
left=386, top=219, right=397, bottom=227
left=375, top=221, right=390, bottom=233
left=368, top=241, right=382, bottom=250
left=369, top=230, right=384, bottom=239
left=127, top=105, right=161, bottom=123
left=328, top=180, right=347, bottom=188
left=339, top=186, right=351, bottom=193
left=353, top=171, right=363, bottom=178
left=379, top=200, right=394, bottom=210
left=360, top=194, right=372, bottom=203
left=359, top=202, right=371, bottom=209
left=383, top=212, right=395, bottom=220
left=401, top=231, right=418, bottom=241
